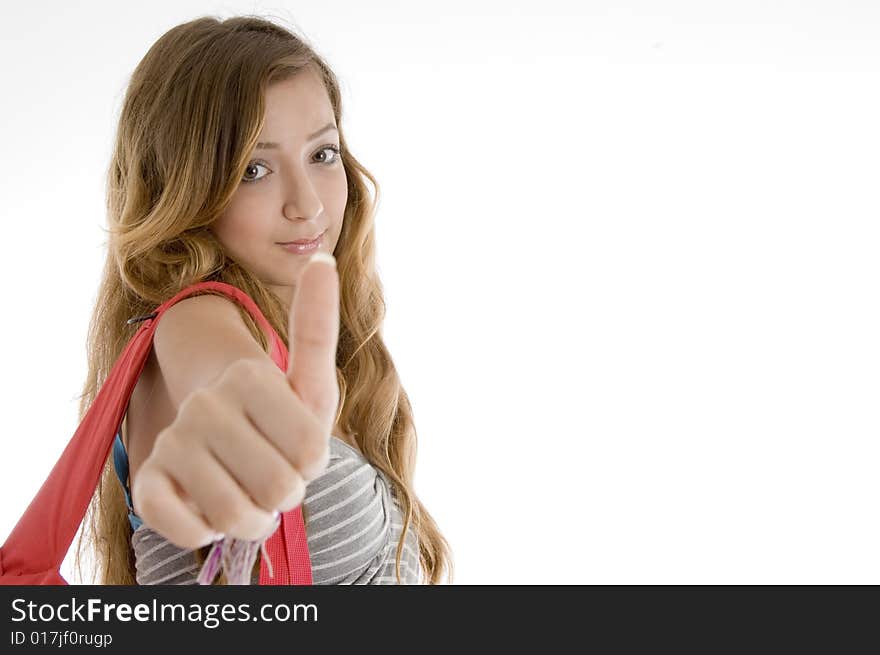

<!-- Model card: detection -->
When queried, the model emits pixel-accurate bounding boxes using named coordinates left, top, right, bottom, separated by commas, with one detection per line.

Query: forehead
left=261, top=70, right=333, bottom=134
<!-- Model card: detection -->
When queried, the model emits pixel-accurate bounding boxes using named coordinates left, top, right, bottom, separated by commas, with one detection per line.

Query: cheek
left=214, top=212, right=267, bottom=254
left=328, top=177, right=348, bottom=242
left=327, top=214, right=345, bottom=250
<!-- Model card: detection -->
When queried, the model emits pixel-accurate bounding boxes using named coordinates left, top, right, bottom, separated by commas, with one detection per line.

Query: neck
left=268, top=284, right=294, bottom=315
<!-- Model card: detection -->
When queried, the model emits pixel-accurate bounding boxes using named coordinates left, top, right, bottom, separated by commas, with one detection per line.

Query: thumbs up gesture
left=133, top=253, right=341, bottom=549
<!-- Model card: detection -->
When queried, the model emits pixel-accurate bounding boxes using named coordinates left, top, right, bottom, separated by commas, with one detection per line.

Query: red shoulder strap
left=0, top=281, right=312, bottom=585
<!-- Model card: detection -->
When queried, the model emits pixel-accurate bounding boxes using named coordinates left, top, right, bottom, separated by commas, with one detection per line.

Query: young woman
left=73, top=14, right=453, bottom=585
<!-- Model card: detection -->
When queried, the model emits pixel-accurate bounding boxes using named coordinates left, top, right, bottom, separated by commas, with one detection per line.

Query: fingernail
left=198, top=532, right=225, bottom=548
left=309, top=252, right=336, bottom=268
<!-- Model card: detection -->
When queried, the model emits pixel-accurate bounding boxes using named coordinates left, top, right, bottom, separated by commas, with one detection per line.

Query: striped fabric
left=129, top=436, right=423, bottom=585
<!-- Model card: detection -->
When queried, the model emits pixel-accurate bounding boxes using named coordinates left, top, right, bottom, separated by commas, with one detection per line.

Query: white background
left=1, top=1, right=878, bottom=584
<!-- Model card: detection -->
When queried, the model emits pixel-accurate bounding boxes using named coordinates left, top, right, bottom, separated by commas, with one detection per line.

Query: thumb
left=286, top=252, right=340, bottom=430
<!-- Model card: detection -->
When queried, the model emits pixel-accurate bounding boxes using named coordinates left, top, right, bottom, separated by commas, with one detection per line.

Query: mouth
left=277, top=229, right=326, bottom=246
left=278, top=229, right=326, bottom=254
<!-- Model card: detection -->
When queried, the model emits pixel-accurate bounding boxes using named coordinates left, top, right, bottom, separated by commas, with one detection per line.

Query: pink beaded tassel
left=197, top=512, right=280, bottom=585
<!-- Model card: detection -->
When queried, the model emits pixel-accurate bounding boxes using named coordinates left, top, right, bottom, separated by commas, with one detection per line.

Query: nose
left=281, top=165, right=323, bottom=221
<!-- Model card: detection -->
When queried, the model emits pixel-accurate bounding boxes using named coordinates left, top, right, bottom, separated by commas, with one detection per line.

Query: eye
left=241, top=145, right=344, bottom=185
left=314, top=145, right=343, bottom=165
left=241, top=161, right=270, bottom=184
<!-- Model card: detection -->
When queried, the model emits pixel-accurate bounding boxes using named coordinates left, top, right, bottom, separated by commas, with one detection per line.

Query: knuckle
left=294, top=331, right=329, bottom=351
left=257, top=468, right=301, bottom=510
left=279, top=477, right=306, bottom=511
left=153, top=425, right=189, bottom=459
left=225, top=358, right=268, bottom=390
left=132, top=476, right=162, bottom=523
left=178, top=389, right=224, bottom=430
left=213, top=502, right=248, bottom=535
left=179, top=388, right=211, bottom=417
left=298, top=430, right=331, bottom=479
left=152, top=426, right=176, bottom=453
left=130, top=465, right=207, bottom=550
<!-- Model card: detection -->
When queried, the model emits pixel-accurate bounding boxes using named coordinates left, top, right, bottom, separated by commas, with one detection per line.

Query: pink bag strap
left=0, top=281, right=312, bottom=585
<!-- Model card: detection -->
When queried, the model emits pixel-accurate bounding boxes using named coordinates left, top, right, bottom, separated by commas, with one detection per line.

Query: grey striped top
left=128, top=436, right=423, bottom=584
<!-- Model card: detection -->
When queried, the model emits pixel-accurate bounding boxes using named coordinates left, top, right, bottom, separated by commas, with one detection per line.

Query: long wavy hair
left=72, top=14, right=453, bottom=585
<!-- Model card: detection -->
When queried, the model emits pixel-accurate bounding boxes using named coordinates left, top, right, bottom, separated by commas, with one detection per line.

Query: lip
left=277, top=229, right=326, bottom=246
left=278, top=229, right=325, bottom=254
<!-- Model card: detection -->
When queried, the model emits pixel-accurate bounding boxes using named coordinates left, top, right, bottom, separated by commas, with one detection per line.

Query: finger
left=224, top=362, right=330, bottom=481
left=131, top=464, right=219, bottom=550
left=205, top=408, right=308, bottom=512
left=286, top=252, right=340, bottom=430
left=161, top=441, right=280, bottom=541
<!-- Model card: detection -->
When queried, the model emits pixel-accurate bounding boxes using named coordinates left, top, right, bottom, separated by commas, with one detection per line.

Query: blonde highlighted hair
left=73, top=14, right=453, bottom=585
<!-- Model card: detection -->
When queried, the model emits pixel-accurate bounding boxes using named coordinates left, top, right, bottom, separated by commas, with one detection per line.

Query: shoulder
left=158, top=291, right=247, bottom=330
left=154, top=291, right=258, bottom=359
left=148, top=290, right=270, bottom=411
left=302, top=436, right=397, bottom=584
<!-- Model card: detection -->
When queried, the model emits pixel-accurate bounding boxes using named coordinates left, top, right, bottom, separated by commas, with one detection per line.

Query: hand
left=132, top=254, right=341, bottom=549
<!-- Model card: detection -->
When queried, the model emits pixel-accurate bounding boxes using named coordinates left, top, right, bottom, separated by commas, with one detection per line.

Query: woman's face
left=212, top=69, right=348, bottom=312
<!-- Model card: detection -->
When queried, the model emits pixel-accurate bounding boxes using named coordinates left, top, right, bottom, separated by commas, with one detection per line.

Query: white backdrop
left=1, top=0, right=878, bottom=584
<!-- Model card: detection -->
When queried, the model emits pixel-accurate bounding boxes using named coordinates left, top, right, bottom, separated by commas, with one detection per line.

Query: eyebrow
left=256, top=122, right=338, bottom=149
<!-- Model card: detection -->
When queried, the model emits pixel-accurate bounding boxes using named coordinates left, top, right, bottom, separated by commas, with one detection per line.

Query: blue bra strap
left=112, top=431, right=144, bottom=531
